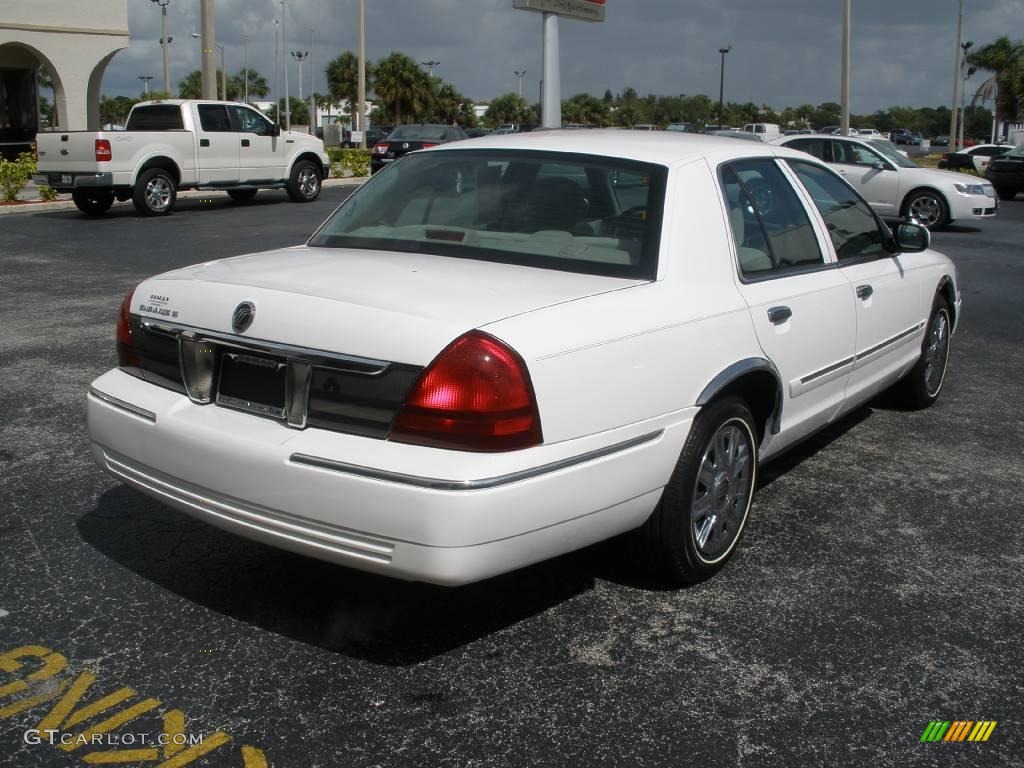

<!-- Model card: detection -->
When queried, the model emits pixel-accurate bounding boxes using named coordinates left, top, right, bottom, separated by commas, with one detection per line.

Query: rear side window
left=787, top=138, right=830, bottom=162
left=125, top=105, right=184, bottom=131
left=721, top=159, right=824, bottom=277
left=197, top=104, right=232, bottom=132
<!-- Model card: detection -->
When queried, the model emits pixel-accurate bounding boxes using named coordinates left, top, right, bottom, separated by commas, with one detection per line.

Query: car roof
left=436, top=129, right=814, bottom=166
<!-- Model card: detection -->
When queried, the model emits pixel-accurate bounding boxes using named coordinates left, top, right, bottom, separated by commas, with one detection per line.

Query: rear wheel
left=637, top=397, right=758, bottom=585
left=896, top=295, right=952, bottom=409
left=227, top=189, right=258, bottom=202
left=71, top=189, right=114, bottom=216
left=286, top=160, right=321, bottom=202
left=133, top=168, right=176, bottom=216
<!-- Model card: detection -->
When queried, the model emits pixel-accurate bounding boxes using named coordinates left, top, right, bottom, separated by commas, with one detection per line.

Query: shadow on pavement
left=78, top=486, right=600, bottom=666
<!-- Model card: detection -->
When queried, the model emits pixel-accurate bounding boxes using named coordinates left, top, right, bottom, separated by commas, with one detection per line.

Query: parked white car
left=34, top=100, right=329, bottom=216
left=774, top=133, right=997, bottom=229
left=86, top=132, right=960, bottom=586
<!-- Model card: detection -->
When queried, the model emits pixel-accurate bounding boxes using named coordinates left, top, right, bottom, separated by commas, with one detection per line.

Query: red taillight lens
left=116, top=287, right=139, bottom=368
left=420, top=142, right=438, bottom=149
left=390, top=331, right=542, bottom=452
left=372, top=142, right=389, bottom=155
left=95, top=139, right=112, bottom=162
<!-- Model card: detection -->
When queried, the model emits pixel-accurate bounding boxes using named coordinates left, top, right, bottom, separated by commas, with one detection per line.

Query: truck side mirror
left=271, top=123, right=281, bottom=137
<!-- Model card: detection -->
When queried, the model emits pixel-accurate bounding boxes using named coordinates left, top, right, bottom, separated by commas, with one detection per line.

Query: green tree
left=325, top=51, right=375, bottom=117
left=99, top=95, right=139, bottom=127
left=373, top=52, right=430, bottom=123
left=967, top=37, right=1024, bottom=123
left=277, top=97, right=310, bottom=127
left=562, top=93, right=608, bottom=126
left=178, top=70, right=202, bottom=99
left=485, top=93, right=532, bottom=127
left=230, top=69, right=269, bottom=101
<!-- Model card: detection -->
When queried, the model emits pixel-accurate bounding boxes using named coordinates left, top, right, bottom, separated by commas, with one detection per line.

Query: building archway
left=0, top=41, right=66, bottom=157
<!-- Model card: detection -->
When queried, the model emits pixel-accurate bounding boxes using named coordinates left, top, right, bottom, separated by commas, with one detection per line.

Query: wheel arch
left=288, top=151, right=325, bottom=178
left=936, top=275, right=957, bottom=328
left=133, top=156, right=181, bottom=187
left=900, top=185, right=951, bottom=219
left=695, top=358, right=783, bottom=442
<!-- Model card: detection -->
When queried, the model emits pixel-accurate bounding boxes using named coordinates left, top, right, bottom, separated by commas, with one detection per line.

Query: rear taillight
left=95, top=139, right=112, bottom=162
left=390, top=331, right=542, bottom=452
left=420, top=142, right=438, bottom=149
left=372, top=142, right=389, bottom=155
left=116, top=287, right=139, bottom=368
left=943, top=153, right=952, bottom=161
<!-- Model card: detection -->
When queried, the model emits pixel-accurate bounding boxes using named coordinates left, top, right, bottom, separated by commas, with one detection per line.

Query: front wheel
left=896, top=296, right=952, bottom=409
left=636, top=397, right=759, bottom=585
left=133, top=168, right=177, bottom=216
left=286, top=160, right=321, bottom=202
left=903, top=190, right=949, bottom=230
left=71, top=189, right=115, bottom=216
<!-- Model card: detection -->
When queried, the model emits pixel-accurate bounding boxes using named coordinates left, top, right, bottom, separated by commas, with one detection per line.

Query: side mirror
left=894, top=221, right=930, bottom=253
left=873, top=160, right=888, bottom=171
left=271, top=123, right=281, bottom=137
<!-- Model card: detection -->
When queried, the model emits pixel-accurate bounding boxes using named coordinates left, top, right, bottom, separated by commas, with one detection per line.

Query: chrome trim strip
left=88, top=388, right=157, bottom=423
left=800, top=356, right=856, bottom=385
left=855, top=322, right=925, bottom=361
left=290, top=430, right=665, bottom=491
left=140, top=318, right=391, bottom=375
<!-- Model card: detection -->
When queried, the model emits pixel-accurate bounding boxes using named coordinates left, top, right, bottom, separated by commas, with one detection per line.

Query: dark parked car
left=891, top=128, right=922, bottom=146
left=985, top=145, right=1024, bottom=200
left=370, top=124, right=468, bottom=174
left=938, top=144, right=1012, bottom=172
left=932, top=135, right=951, bottom=147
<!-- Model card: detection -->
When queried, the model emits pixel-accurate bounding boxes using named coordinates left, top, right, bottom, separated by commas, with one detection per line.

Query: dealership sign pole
left=514, top=0, right=606, bottom=128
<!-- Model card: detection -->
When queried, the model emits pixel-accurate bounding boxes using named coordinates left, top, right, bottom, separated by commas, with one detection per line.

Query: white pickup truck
left=34, top=99, right=330, bottom=216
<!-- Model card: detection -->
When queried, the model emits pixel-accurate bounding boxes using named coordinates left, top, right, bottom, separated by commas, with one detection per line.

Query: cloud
left=104, top=0, right=1022, bottom=113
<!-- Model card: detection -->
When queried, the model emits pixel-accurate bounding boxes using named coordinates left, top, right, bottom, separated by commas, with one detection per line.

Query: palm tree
left=374, top=52, right=430, bottom=124
left=230, top=69, right=270, bottom=102
left=326, top=51, right=374, bottom=119
left=967, top=37, right=1024, bottom=130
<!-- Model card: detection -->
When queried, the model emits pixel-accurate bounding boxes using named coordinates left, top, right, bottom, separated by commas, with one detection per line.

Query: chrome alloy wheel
left=907, top=194, right=943, bottom=228
left=145, top=176, right=173, bottom=212
left=297, top=166, right=319, bottom=198
left=923, top=308, right=950, bottom=397
left=691, top=420, right=755, bottom=563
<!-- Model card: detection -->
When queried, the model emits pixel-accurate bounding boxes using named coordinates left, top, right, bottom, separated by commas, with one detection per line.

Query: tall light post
left=274, top=19, right=280, bottom=124
left=949, top=0, right=965, bottom=150
left=717, top=45, right=731, bottom=128
left=957, top=41, right=973, bottom=149
left=309, top=30, right=315, bottom=135
left=243, top=34, right=249, bottom=103
left=291, top=51, right=308, bottom=100
left=357, top=0, right=366, bottom=147
left=281, top=0, right=290, bottom=131
left=199, top=0, right=216, bottom=99
left=421, top=60, right=440, bottom=77
left=960, top=63, right=976, bottom=148
left=139, top=75, right=154, bottom=95
left=192, top=33, right=226, bottom=100
left=150, top=0, right=171, bottom=94
left=840, top=0, right=851, bottom=136
left=515, top=70, right=526, bottom=99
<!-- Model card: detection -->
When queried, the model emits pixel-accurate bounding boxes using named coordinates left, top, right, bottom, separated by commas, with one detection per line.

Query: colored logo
left=921, top=721, right=997, bottom=742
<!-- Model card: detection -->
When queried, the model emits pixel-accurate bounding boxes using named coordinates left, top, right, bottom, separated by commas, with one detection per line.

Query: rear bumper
left=33, top=171, right=113, bottom=191
left=86, top=368, right=690, bottom=585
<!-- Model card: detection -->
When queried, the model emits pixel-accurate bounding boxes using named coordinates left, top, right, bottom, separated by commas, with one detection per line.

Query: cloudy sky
left=105, top=0, right=1022, bottom=112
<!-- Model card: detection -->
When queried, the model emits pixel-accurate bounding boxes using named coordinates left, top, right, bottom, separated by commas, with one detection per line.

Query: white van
left=742, top=123, right=781, bottom=141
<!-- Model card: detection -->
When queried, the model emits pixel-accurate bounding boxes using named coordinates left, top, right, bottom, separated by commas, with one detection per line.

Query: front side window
left=786, top=160, right=889, bottom=262
left=832, top=140, right=882, bottom=167
left=787, top=138, right=830, bottom=162
left=197, top=104, right=232, bottom=132
left=231, top=106, right=272, bottom=135
left=308, top=149, right=667, bottom=279
left=721, top=159, right=824, bottom=277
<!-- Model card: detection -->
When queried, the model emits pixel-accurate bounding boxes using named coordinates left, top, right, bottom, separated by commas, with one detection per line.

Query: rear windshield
left=308, top=149, right=667, bottom=279
left=388, top=125, right=452, bottom=141
left=126, top=105, right=184, bottom=131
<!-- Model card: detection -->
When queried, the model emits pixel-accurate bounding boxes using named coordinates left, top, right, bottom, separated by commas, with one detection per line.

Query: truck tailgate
left=36, top=132, right=108, bottom=174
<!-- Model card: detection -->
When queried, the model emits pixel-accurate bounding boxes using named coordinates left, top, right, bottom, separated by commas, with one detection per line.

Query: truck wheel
left=227, top=189, right=258, bottom=202
left=133, top=168, right=177, bottom=216
left=286, top=160, right=321, bottom=202
left=72, top=190, right=115, bottom=216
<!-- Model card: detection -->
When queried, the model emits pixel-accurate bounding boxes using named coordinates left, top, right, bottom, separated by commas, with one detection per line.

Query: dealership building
left=0, top=0, right=128, bottom=158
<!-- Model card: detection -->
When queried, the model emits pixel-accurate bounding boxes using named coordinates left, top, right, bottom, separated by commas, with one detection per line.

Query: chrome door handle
left=767, top=306, right=792, bottom=325
left=856, top=284, right=873, bottom=300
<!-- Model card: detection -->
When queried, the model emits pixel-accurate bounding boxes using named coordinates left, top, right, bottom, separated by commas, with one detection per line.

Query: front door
left=722, top=158, right=856, bottom=453
left=230, top=105, right=286, bottom=183
left=194, top=104, right=239, bottom=186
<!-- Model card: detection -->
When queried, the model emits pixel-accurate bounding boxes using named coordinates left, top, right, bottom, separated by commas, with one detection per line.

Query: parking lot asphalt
left=1, top=188, right=1021, bottom=768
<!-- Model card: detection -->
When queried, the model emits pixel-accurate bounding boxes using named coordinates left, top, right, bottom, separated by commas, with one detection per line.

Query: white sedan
left=86, top=132, right=961, bottom=586
left=774, top=133, right=998, bottom=229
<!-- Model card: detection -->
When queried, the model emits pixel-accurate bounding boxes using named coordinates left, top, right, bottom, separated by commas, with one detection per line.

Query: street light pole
left=717, top=46, right=731, bottom=128
left=139, top=75, right=154, bottom=95
left=949, top=0, right=964, bottom=150
left=357, top=0, right=366, bottom=147
left=840, top=0, right=851, bottom=136
left=151, top=0, right=171, bottom=94
left=421, top=60, right=440, bottom=77
left=515, top=70, right=526, bottom=100
left=220, top=45, right=227, bottom=101
left=309, top=29, right=315, bottom=135
left=282, top=0, right=290, bottom=131
left=243, top=34, right=249, bottom=103
left=274, top=20, right=280, bottom=124
left=960, top=63, right=976, bottom=148
left=291, top=51, right=308, bottom=101
left=199, top=0, right=216, bottom=99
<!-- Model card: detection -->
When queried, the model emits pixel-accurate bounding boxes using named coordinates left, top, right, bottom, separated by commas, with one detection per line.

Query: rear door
left=785, top=159, right=929, bottom=410
left=194, top=103, right=239, bottom=185
left=722, top=158, right=856, bottom=449
left=229, top=105, right=286, bottom=183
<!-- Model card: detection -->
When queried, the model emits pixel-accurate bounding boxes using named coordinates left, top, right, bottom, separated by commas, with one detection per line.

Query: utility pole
left=949, top=0, right=964, bottom=150
left=282, top=0, right=290, bottom=131
left=541, top=13, right=560, bottom=128
left=357, top=0, right=366, bottom=147
left=309, top=30, right=315, bottom=135
left=840, top=0, right=851, bottom=136
left=151, top=0, right=171, bottom=94
left=200, top=0, right=216, bottom=99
